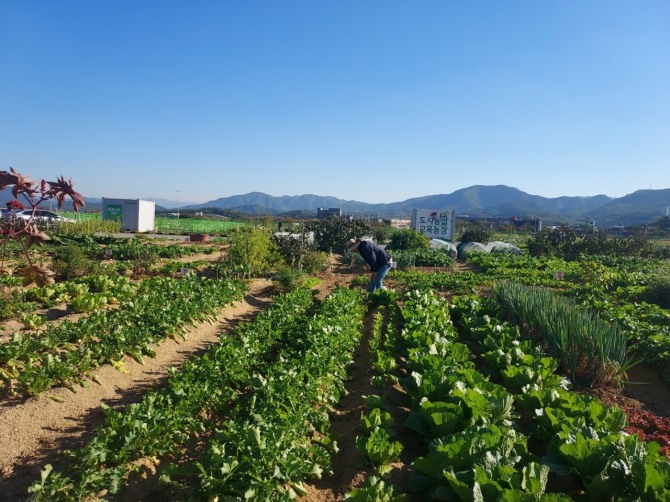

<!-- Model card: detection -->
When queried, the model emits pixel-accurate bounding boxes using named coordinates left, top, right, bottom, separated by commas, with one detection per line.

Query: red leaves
left=5, top=199, right=25, bottom=211
left=622, top=404, right=670, bottom=456
left=1, top=168, right=85, bottom=212
left=46, top=175, right=86, bottom=211
left=1, top=166, right=85, bottom=287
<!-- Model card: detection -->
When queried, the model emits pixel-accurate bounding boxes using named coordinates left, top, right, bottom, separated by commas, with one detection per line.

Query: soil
left=1, top=253, right=669, bottom=500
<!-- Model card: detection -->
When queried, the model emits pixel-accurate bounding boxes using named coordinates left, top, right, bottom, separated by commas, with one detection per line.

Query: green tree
left=307, top=217, right=372, bottom=252
left=655, top=215, right=670, bottom=231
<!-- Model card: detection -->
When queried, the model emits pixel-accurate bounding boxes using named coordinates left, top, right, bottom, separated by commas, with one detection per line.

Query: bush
left=301, top=250, right=330, bottom=274
left=272, top=233, right=316, bottom=268
left=639, top=274, right=670, bottom=309
left=50, top=245, right=104, bottom=280
left=386, top=229, right=430, bottom=250
left=222, top=227, right=281, bottom=278
left=458, top=226, right=491, bottom=244
left=307, top=217, right=372, bottom=253
left=272, top=265, right=305, bottom=293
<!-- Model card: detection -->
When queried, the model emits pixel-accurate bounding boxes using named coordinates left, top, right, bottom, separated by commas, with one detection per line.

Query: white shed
left=102, top=198, right=155, bottom=232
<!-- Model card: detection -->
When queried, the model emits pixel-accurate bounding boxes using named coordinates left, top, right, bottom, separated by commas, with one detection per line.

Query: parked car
left=13, top=210, right=76, bottom=224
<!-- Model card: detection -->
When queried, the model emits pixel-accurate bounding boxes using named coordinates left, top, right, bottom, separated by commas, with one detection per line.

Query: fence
left=61, top=212, right=245, bottom=234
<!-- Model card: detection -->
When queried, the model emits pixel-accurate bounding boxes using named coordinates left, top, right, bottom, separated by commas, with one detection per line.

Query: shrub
left=222, top=227, right=281, bottom=278
left=458, top=226, right=492, bottom=244
left=301, top=250, right=330, bottom=274
left=272, top=233, right=315, bottom=268
left=272, top=265, right=305, bottom=292
left=386, top=229, right=429, bottom=250
left=639, top=274, right=670, bottom=309
left=50, top=245, right=103, bottom=280
left=307, top=217, right=372, bottom=253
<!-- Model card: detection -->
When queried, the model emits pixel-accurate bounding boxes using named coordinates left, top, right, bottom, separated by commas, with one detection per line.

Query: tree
left=0, top=167, right=85, bottom=285
left=655, top=215, right=670, bottom=231
left=306, top=216, right=372, bottom=252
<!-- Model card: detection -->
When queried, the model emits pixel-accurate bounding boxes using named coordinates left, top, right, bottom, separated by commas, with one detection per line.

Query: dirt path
left=0, top=278, right=273, bottom=500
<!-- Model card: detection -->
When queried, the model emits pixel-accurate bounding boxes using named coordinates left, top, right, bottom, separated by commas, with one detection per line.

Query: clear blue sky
left=1, top=1, right=668, bottom=205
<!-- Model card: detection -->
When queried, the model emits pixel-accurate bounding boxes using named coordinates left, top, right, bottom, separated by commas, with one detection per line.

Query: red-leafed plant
left=6, top=199, right=25, bottom=211
left=1, top=167, right=85, bottom=286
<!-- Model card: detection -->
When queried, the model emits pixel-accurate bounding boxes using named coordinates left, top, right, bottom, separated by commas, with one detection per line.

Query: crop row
left=0, top=276, right=246, bottom=396
left=387, top=289, right=670, bottom=500
left=349, top=288, right=669, bottom=500
left=28, top=286, right=366, bottom=501
left=399, top=253, right=670, bottom=382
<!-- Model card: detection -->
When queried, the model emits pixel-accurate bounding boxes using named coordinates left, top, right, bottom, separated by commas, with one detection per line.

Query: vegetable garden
left=2, top=170, right=670, bottom=500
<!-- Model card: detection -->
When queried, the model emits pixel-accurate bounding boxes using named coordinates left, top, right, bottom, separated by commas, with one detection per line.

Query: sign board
left=411, top=209, right=455, bottom=240
left=106, top=204, right=122, bottom=221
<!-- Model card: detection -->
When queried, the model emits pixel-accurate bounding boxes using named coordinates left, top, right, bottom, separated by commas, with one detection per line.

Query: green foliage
left=50, top=245, right=104, bottom=280
left=372, top=223, right=394, bottom=244
left=526, top=224, right=577, bottom=258
left=223, top=227, right=281, bottom=278
left=346, top=475, right=408, bottom=502
left=307, top=216, right=372, bottom=252
left=301, top=250, right=329, bottom=274
left=56, top=217, right=121, bottom=236
left=0, top=277, right=246, bottom=397
left=528, top=226, right=665, bottom=260
left=490, top=281, right=627, bottom=386
left=639, top=271, right=670, bottom=309
left=386, top=228, right=430, bottom=250
left=459, top=225, right=492, bottom=244
left=356, top=426, right=403, bottom=474
left=272, top=232, right=315, bottom=268
left=271, top=265, right=305, bottom=292
left=21, top=312, right=47, bottom=330
left=389, top=248, right=456, bottom=268
left=28, top=286, right=366, bottom=500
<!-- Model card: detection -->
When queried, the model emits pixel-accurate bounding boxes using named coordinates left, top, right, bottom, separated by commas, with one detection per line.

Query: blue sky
left=1, top=1, right=668, bottom=205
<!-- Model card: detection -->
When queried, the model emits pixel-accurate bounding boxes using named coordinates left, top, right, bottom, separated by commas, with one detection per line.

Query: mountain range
left=183, top=185, right=670, bottom=226
left=2, top=185, right=669, bottom=226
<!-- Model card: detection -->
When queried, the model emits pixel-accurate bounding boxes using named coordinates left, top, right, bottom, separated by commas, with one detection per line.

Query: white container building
left=102, top=198, right=155, bottom=232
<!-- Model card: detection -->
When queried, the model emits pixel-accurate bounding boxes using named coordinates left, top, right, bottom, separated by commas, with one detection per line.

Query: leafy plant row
left=490, top=280, right=627, bottom=387
left=0, top=276, right=246, bottom=396
left=451, top=293, right=670, bottom=500
left=395, top=290, right=558, bottom=501
left=380, top=288, right=670, bottom=500
left=467, top=253, right=670, bottom=375
left=29, top=286, right=366, bottom=501
left=347, top=297, right=408, bottom=502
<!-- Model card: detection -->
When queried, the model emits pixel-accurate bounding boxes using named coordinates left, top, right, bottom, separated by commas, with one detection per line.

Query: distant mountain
left=591, top=189, right=670, bottom=225
left=2, top=185, right=669, bottom=226
left=182, top=185, right=670, bottom=226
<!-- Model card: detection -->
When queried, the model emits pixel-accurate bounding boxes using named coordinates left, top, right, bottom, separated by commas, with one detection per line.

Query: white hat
left=346, top=238, right=360, bottom=252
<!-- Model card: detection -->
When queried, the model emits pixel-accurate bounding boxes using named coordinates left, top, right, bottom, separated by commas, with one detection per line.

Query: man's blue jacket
left=357, top=240, right=392, bottom=272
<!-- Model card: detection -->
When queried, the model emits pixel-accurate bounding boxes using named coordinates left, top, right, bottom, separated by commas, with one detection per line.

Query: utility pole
left=176, top=190, right=182, bottom=231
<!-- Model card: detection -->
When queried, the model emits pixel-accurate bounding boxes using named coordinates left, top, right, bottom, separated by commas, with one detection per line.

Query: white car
left=14, top=210, right=76, bottom=224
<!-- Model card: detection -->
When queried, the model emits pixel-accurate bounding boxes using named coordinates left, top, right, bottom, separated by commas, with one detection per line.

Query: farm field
left=1, top=228, right=670, bottom=500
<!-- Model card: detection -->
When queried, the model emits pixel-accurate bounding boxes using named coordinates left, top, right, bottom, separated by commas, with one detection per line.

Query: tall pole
left=176, top=190, right=181, bottom=231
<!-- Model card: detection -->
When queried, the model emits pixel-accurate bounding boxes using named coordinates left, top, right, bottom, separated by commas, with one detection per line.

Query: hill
left=2, top=185, right=669, bottom=226
left=183, top=186, right=670, bottom=226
